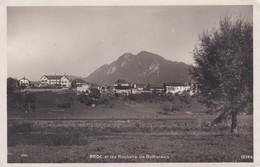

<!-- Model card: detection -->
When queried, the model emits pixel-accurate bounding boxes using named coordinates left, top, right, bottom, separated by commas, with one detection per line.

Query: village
left=18, top=75, right=197, bottom=96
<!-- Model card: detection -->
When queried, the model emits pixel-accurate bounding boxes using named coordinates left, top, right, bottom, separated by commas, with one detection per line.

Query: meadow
left=7, top=91, right=253, bottom=163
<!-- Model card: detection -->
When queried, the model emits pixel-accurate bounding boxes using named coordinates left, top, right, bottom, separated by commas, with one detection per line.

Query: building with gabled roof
left=40, top=75, right=72, bottom=87
left=113, top=79, right=132, bottom=94
left=163, top=82, right=191, bottom=94
left=19, top=77, right=30, bottom=87
left=76, top=82, right=92, bottom=94
left=114, top=79, right=129, bottom=87
left=72, top=78, right=87, bottom=87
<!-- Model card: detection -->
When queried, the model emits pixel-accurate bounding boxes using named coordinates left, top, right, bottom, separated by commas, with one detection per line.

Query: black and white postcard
left=0, top=0, right=259, bottom=166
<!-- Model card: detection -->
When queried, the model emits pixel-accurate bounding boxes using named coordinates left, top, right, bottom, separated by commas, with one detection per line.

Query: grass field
left=8, top=116, right=253, bottom=163
left=7, top=91, right=253, bottom=163
left=7, top=91, right=209, bottom=119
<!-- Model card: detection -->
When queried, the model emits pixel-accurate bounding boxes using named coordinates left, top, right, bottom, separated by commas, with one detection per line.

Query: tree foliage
left=71, top=80, right=77, bottom=88
left=23, top=93, right=37, bottom=112
left=190, top=16, right=253, bottom=133
left=7, top=77, right=18, bottom=94
left=89, top=88, right=101, bottom=99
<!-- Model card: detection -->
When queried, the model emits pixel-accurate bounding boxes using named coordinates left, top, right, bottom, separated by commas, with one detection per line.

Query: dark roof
left=41, top=75, right=74, bottom=81
left=150, top=86, right=163, bottom=89
left=115, top=86, right=131, bottom=90
left=73, top=78, right=86, bottom=83
left=65, top=75, right=79, bottom=81
left=136, top=84, right=146, bottom=88
left=90, top=82, right=99, bottom=87
left=20, top=77, right=30, bottom=81
left=115, top=79, right=128, bottom=84
left=164, top=83, right=189, bottom=86
left=43, top=75, right=63, bottom=80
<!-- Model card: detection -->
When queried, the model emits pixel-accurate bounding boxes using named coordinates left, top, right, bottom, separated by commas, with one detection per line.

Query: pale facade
left=40, top=75, right=71, bottom=87
left=114, top=79, right=130, bottom=87
left=77, top=83, right=91, bottom=93
left=164, top=83, right=191, bottom=95
left=114, top=89, right=131, bottom=94
left=61, top=76, right=71, bottom=87
left=19, top=77, right=30, bottom=87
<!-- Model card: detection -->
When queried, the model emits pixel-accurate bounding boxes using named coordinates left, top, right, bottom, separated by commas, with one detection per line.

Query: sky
left=7, top=6, right=252, bottom=81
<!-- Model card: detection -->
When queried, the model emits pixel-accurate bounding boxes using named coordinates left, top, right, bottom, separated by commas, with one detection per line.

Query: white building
left=114, top=79, right=132, bottom=94
left=61, top=76, right=71, bottom=87
left=115, top=89, right=131, bottom=95
left=72, top=78, right=87, bottom=87
left=77, top=83, right=91, bottom=94
left=40, top=75, right=72, bottom=87
left=114, top=79, right=130, bottom=87
left=164, top=83, right=191, bottom=95
left=19, top=77, right=30, bottom=87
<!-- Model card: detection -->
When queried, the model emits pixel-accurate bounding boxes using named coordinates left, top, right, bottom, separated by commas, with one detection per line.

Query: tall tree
left=24, top=93, right=37, bottom=112
left=190, top=16, right=253, bottom=134
left=7, top=77, right=18, bottom=94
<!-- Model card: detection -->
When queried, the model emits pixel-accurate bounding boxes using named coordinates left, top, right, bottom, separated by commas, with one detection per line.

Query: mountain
left=84, top=51, right=191, bottom=86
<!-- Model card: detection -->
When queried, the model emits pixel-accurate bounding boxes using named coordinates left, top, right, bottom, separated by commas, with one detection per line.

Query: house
left=40, top=75, right=72, bottom=87
left=90, top=82, right=102, bottom=90
left=163, top=83, right=191, bottom=95
left=106, top=86, right=115, bottom=93
left=114, top=79, right=132, bottom=94
left=189, top=83, right=198, bottom=95
left=41, top=75, right=62, bottom=86
left=130, top=83, right=152, bottom=94
left=150, top=86, right=164, bottom=91
left=19, top=77, right=30, bottom=87
left=60, top=75, right=72, bottom=87
left=135, top=84, right=146, bottom=91
left=150, top=86, right=164, bottom=94
left=76, top=82, right=91, bottom=94
left=114, top=79, right=130, bottom=87
left=72, top=78, right=87, bottom=87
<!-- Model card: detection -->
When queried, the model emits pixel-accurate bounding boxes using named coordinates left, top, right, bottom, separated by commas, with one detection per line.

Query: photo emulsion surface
left=7, top=6, right=253, bottom=163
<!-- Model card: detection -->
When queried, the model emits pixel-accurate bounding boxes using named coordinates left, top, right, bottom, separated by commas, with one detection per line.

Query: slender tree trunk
left=231, top=111, right=238, bottom=134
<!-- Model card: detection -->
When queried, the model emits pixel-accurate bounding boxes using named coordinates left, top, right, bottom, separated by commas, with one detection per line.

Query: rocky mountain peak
left=84, top=51, right=191, bottom=86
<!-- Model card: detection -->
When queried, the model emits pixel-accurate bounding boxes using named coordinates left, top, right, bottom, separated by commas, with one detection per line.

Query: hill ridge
left=84, top=51, right=191, bottom=86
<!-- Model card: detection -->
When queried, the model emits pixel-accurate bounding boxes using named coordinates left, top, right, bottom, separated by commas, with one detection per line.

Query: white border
left=0, top=0, right=259, bottom=167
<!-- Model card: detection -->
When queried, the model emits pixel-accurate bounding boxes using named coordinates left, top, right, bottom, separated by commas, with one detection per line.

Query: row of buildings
left=18, top=75, right=197, bottom=95
left=76, top=79, right=197, bottom=95
left=19, top=75, right=74, bottom=88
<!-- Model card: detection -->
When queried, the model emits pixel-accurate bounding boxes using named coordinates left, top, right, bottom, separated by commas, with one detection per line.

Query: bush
left=98, top=97, right=109, bottom=105
left=22, top=103, right=36, bottom=112
left=77, top=94, right=86, bottom=103
left=22, top=93, right=37, bottom=112
left=163, top=105, right=178, bottom=112
left=7, top=77, right=18, bottom=94
left=128, top=94, right=140, bottom=102
left=163, top=106, right=170, bottom=112
left=178, top=94, right=191, bottom=104
left=127, top=93, right=155, bottom=103
left=160, top=93, right=175, bottom=102
left=58, top=103, right=71, bottom=108
left=89, top=88, right=101, bottom=99
left=77, top=88, right=107, bottom=106
left=85, top=97, right=93, bottom=106
left=167, top=95, right=175, bottom=102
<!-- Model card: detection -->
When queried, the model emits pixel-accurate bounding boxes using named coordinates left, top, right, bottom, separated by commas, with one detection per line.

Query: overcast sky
left=7, top=6, right=252, bottom=80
